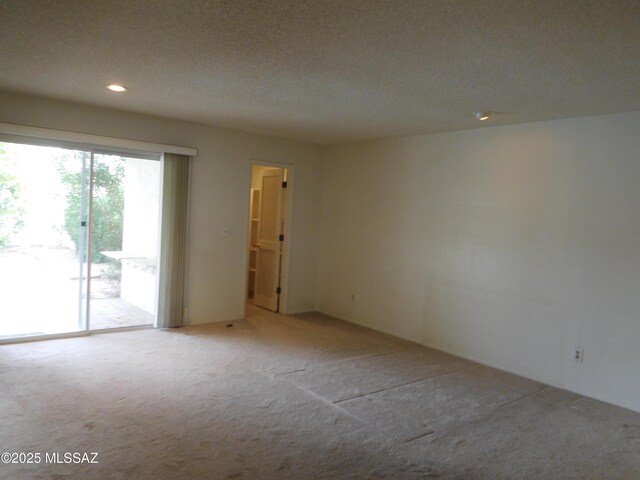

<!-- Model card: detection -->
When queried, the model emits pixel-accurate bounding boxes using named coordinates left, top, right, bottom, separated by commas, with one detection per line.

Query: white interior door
left=254, top=169, right=284, bottom=311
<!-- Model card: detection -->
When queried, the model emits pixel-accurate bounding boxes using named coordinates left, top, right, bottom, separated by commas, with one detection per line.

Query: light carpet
left=1, top=305, right=639, bottom=479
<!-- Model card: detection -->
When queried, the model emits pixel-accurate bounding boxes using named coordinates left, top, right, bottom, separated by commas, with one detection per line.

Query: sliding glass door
left=89, top=153, right=161, bottom=330
left=0, top=142, right=90, bottom=338
left=0, top=141, right=161, bottom=340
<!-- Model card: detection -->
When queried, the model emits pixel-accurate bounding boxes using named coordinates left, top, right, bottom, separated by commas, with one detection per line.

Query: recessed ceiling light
left=474, top=111, right=491, bottom=121
left=106, top=84, right=127, bottom=92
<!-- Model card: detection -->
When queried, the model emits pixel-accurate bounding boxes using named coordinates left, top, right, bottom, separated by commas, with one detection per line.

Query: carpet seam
left=498, top=385, right=551, bottom=408
left=333, top=362, right=480, bottom=404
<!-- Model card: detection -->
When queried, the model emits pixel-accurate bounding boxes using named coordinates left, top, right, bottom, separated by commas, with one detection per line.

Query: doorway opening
left=246, top=165, right=288, bottom=312
left=0, top=140, right=161, bottom=340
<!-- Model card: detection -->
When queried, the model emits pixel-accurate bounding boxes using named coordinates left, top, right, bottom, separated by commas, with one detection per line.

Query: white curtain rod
left=0, top=122, right=198, bottom=156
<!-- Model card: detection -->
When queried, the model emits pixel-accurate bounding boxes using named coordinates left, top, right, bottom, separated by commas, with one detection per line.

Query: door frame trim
left=242, top=161, right=294, bottom=317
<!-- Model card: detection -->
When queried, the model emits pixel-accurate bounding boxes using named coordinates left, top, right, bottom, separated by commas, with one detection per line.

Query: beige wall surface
left=319, top=111, right=640, bottom=413
left=0, top=91, right=323, bottom=321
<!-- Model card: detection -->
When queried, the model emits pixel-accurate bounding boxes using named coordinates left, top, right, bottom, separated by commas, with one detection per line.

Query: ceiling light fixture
left=106, top=84, right=127, bottom=92
left=474, top=111, right=491, bottom=121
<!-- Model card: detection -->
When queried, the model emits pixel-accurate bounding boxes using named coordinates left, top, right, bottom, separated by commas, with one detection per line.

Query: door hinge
left=282, top=181, right=287, bottom=188
left=276, top=287, right=282, bottom=294
left=279, top=234, right=284, bottom=241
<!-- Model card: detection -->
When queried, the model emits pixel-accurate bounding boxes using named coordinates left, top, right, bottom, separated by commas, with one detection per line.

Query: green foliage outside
left=0, top=144, right=24, bottom=248
left=57, top=154, right=125, bottom=263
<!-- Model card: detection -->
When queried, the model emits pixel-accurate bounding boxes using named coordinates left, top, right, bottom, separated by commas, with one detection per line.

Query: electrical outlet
left=574, top=348, right=584, bottom=363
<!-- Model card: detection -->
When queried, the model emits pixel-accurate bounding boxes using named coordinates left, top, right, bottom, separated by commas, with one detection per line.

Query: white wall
left=319, top=111, right=640, bottom=413
left=0, top=90, right=323, bottom=322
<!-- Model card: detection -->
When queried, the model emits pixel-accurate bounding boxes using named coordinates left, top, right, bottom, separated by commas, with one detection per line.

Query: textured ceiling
left=1, top=0, right=639, bottom=144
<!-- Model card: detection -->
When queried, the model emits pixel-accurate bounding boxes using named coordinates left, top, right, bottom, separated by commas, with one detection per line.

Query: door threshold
left=0, top=324, right=153, bottom=345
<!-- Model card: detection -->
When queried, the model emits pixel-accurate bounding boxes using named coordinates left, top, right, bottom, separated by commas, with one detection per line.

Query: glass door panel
left=88, top=153, right=160, bottom=330
left=0, top=142, right=89, bottom=338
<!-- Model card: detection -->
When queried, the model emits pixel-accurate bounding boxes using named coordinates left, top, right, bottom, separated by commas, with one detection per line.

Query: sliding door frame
left=0, top=121, right=196, bottom=343
left=78, top=150, right=92, bottom=332
left=86, top=149, right=163, bottom=333
left=0, top=137, right=165, bottom=344
left=85, top=151, right=95, bottom=332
